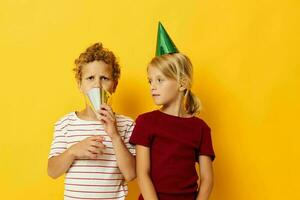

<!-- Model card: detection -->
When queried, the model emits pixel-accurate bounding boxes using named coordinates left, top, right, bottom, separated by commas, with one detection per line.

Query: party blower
left=85, top=87, right=112, bottom=113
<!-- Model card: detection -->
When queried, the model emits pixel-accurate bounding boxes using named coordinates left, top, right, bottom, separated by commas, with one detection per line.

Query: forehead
left=147, top=66, right=165, bottom=77
left=82, top=60, right=113, bottom=75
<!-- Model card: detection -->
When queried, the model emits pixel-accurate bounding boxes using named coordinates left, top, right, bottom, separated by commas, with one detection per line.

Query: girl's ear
left=179, top=85, right=186, bottom=92
left=179, top=78, right=188, bottom=91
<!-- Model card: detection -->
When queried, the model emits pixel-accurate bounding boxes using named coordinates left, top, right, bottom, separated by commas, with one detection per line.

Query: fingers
left=88, top=146, right=104, bottom=155
left=100, top=104, right=112, bottom=113
left=91, top=140, right=106, bottom=149
left=84, top=151, right=98, bottom=159
left=88, top=146, right=98, bottom=154
left=88, top=136, right=104, bottom=141
left=72, top=136, right=106, bottom=159
left=99, top=104, right=115, bottom=120
left=97, top=110, right=115, bottom=123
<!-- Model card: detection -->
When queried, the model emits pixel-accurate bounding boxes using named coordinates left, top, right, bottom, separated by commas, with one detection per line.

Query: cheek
left=79, top=81, right=90, bottom=92
left=164, top=83, right=180, bottom=96
left=163, top=82, right=178, bottom=91
left=102, top=81, right=115, bottom=92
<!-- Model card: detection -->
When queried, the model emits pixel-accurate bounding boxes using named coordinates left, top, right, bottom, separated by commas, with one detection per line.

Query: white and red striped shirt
left=49, top=112, right=136, bottom=200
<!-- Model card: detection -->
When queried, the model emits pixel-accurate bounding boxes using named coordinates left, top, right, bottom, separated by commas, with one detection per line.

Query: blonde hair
left=73, top=43, right=120, bottom=83
left=148, top=53, right=201, bottom=115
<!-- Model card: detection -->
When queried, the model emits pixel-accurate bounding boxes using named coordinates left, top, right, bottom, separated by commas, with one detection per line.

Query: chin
left=152, top=100, right=164, bottom=106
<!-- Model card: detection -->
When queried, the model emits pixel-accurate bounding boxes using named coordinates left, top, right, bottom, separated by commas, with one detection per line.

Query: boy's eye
left=100, top=77, right=109, bottom=81
left=87, top=76, right=94, bottom=80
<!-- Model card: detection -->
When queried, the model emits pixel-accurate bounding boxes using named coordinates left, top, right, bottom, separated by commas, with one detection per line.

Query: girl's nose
left=150, top=83, right=156, bottom=90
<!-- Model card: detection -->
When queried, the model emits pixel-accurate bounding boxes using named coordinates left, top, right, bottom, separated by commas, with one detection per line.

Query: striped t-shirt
left=49, top=112, right=136, bottom=200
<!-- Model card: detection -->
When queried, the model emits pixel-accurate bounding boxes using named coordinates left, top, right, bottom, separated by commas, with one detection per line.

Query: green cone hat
left=155, top=22, right=179, bottom=56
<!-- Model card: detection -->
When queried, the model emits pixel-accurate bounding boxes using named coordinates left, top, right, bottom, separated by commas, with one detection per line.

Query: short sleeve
left=129, top=115, right=153, bottom=147
left=123, top=121, right=136, bottom=156
left=199, top=124, right=215, bottom=161
left=48, top=119, right=68, bottom=159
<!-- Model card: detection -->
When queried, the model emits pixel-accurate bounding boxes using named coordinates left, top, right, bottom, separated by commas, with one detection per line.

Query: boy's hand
left=69, top=136, right=105, bottom=159
left=96, top=104, right=119, bottom=139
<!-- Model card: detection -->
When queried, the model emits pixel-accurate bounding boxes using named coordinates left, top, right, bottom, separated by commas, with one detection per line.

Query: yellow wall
left=0, top=0, right=299, bottom=199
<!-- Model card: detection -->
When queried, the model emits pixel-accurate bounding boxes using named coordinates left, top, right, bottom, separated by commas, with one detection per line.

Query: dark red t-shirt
left=130, top=110, right=215, bottom=199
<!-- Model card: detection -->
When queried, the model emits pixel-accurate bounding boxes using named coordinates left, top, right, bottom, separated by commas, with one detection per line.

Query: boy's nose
left=95, top=80, right=102, bottom=88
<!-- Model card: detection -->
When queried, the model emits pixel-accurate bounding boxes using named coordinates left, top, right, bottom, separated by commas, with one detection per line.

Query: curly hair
left=73, top=43, right=120, bottom=83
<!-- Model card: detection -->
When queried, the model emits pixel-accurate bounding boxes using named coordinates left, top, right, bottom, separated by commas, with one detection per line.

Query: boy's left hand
left=96, top=104, right=119, bottom=139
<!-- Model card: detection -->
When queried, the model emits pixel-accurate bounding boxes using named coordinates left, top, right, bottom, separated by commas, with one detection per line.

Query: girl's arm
left=196, top=155, right=214, bottom=200
left=136, top=145, right=159, bottom=200
left=48, top=136, right=104, bottom=179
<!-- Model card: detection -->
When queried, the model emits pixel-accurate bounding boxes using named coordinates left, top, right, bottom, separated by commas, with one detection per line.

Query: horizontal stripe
left=71, top=165, right=118, bottom=168
left=76, top=158, right=116, bottom=162
left=64, top=194, right=126, bottom=199
left=49, top=112, right=134, bottom=199
left=66, top=183, right=122, bottom=187
left=55, top=118, right=74, bottom=126
left=67, top=171, right=121, bottom=175
left=68, top=123, right=129, bottom=128
left=51, top=147, right=67, bottom=150
left=66, top=177, right=124, bottom=181
left=66, top=189, right=127, bottom=194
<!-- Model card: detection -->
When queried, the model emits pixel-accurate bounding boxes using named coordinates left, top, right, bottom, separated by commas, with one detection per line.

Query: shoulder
left=192, top=116, right=211, bottom=131
left=136, top=110, right=159, bottom=121
left=54, top=112, right=76, bottom=129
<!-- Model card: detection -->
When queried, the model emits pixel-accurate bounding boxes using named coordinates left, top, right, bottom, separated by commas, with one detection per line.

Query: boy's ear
left=77, top=81, right=83, bottom=92
left=112, top=80, right=118, bottom=93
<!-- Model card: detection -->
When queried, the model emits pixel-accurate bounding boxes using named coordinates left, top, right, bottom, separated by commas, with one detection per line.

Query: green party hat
left=155, top=22, right=179, bottom=56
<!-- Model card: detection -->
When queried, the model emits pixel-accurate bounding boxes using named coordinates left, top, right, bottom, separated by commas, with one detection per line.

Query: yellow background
left=0, top=0, right=299, bottom=199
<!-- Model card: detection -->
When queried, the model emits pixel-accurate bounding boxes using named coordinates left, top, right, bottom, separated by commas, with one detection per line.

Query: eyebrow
left=100, top=75, right=110, bottom=78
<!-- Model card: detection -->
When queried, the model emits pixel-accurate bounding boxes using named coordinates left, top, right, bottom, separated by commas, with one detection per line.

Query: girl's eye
left=157, top=78, right=163, bottom=83
left=148, top=80, right=152, bottom=84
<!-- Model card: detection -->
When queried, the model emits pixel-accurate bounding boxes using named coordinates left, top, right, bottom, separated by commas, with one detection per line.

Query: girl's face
left=147, top=66, right=183, bottom=107
left=79, top=60, right=116, bottom=94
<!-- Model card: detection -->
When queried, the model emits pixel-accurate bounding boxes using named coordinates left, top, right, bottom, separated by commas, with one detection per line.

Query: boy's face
left=79, top=60, right=117, bottom=94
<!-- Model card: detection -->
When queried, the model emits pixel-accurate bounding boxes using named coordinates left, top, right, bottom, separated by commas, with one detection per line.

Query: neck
left=78, top=105, right=98, bottom=121
left=160, top=94, right=188, bottom=117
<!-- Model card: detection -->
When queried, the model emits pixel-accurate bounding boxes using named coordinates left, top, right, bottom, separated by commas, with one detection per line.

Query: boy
left=48, top=42, right=136, bottom=200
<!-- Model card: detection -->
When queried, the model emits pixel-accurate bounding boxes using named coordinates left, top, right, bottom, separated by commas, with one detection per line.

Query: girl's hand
left=69, top=136, right=105, bottom=159
left=96, top=104, right=119, bottom=139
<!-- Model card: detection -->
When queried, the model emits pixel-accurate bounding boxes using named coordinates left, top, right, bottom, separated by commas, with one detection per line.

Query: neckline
left=73, top=111, right=101, bottom=123
left=156, top=110, right=196, bottom=120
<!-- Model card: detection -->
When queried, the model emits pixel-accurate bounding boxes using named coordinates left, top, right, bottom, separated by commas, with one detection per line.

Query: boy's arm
left=47, top=148, right=75, bottom=179
left=47, top=136, right=104, bottom=179
left=136, top=145, right=159, bottom=200
left=196, top=155, right=214, bottom=200
left=96, top=104, right=136, bottom=182
left=110, top=134, right=136, bottom=182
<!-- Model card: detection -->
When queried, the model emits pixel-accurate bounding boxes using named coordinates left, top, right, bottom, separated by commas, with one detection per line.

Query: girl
left=130, top=52, right=215, bottom=200
left=48, top=43, right=136, bottom=200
